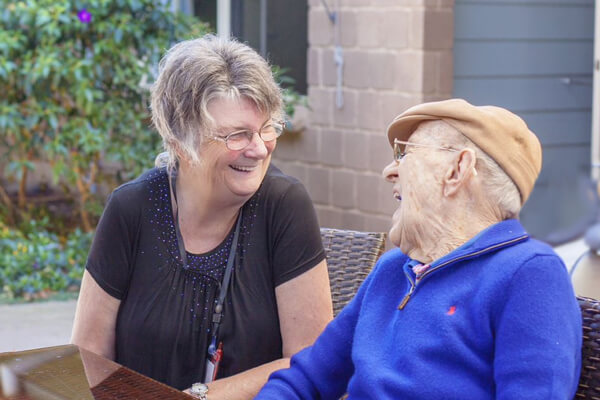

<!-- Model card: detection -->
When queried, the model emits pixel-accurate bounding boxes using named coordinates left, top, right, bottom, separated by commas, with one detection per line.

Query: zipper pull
left=398, top=292, right=411, bottom=310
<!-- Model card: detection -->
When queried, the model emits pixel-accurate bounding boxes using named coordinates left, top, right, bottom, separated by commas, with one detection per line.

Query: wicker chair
left=320, top=228, right=386, bottom=317
left=576, top=295, right=600, bottom=399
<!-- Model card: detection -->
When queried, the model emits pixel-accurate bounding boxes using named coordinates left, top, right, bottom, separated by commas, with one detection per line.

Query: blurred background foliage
left=0, top=0, right=210, bottom=300
left=0, top=0, right=305, bottom=301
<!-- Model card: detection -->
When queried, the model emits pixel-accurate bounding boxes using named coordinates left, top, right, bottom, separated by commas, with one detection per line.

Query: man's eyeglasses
left=393, top=138, right=458, bottom=162
left=212, top=120, right=285, bottom=151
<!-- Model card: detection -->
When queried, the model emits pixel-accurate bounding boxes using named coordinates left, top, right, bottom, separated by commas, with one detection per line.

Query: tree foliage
left=0, top=0, right=209, bottom=230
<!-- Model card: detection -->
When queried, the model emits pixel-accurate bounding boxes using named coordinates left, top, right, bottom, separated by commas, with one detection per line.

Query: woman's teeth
left=231, top=165, right=255, bottom=172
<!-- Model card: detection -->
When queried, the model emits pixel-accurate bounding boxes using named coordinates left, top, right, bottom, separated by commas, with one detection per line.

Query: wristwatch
left=190, top=383, right=209, bottom=399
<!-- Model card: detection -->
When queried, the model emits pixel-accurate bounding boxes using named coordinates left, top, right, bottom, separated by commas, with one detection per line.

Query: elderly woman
left=256, top=99, right=582, bottom=399
left=71, top=35, right=333, bottom=399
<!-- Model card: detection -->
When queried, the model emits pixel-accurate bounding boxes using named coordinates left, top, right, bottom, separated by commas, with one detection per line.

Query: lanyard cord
left=170, top=169, right=190, bottom=269
left=169, top=168, right=242, bottom=346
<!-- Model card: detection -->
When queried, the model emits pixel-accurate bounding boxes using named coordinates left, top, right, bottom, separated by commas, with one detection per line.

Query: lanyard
left=169, top=168, right=242, bottom=353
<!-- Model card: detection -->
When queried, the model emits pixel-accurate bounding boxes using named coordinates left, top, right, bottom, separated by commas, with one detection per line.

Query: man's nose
left=382, top=160, right=399, bottom=183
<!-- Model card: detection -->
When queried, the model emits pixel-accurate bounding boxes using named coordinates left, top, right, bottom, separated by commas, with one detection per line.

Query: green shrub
left=0, top=0, right=209, bottom=230
left=0, top=0, right=306, bottom=300
left=0, top=218, right=92, bottom=300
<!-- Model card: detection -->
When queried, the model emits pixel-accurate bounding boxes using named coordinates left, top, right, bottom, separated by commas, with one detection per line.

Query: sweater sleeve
left=256, top=268, right=375, bottom=399
left=493, top=254, right=582, bottom=400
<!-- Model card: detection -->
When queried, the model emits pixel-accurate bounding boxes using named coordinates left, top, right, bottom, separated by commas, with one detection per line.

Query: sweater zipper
left=397, top=234, right=528, bottom=310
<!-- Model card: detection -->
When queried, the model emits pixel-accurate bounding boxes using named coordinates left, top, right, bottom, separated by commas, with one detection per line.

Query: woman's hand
left=185, top=260, right=333, bottom=400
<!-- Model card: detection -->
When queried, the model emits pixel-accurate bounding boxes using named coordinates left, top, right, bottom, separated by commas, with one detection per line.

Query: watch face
left=191, top=383, right=208, bottom=395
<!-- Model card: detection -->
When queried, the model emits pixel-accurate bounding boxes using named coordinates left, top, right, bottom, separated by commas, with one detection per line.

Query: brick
left=343, top=50, right=370, bottom=89
left=343, top=132, right=370, bottom=170
left=380, top=93, right=421, bottom=129
left=394, top=51, right=423, bottom=93
left=438, top=50, right=454, bottom=95
left=380, top=11, right=410, bottom=49
left=309, top=9, right=334, bottom=46
left=379, top=175, right=399, bottom=215
left=321, top=48, right=338, bottom=86
left=411, top=9, right=425, bottom=49
left=364, top=215, right=392, bottom=237
left=332, top=169, right=356, bottom=209
left=273, top=138, right=299, bottom=161
left=307, top=48, right=320, bottom=86
left=356, top=10, right=381, bottom=48
left=357, top=173, right=382, bottom=214
left=320, top=129, right=344, bottom=167
left=423, top=9, right=453, bottom=50
left=379, top=0, right=413, bottom=6
left=341, top=211, right=366, bottom=231
left=368, top=52, right=396, bottom=90
left=422, top=94, right=450, bottom=103
left=368, top=137, right=393, bottom=172
left=316, top=206, right=343, bottom=228
left=403, top=0, right=439, bottom=7
left=340, top=0, right=372, bottom=6
left=340, top=11, right=357, bottom=47
left=277, top=161, right=308, bottom=185
left=332, top=90, right=358, bottom=128
left=357, top=91, right=383, bottom=132
left=297, top=128, right=322, bottom=163
left=307, top=86, right=334, bottom=126
left=422, top=51, right=438, bottom=94
left=307, top=166, right=331, bottom=204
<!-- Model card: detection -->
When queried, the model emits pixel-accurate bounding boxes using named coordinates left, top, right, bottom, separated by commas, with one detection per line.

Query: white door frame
left=217, top=0, right=231, bottom=38
left=591, top=0, right=600, bottom=179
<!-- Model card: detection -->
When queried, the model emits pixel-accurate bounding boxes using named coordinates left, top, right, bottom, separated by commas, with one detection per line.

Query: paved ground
left=0, top=238, right=590, bottom=354
left=0, top=299, right=77, bottom=353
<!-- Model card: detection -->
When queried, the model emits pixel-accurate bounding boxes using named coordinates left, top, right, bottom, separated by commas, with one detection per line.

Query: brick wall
left=273, top=0, right=454, bottom=235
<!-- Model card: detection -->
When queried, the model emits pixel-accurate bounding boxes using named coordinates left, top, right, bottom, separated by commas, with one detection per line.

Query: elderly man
left=256, top=99, right=582, bottom=399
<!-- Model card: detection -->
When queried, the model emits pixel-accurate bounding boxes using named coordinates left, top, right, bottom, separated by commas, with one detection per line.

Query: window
left=190, top=0, right=307, bottom=94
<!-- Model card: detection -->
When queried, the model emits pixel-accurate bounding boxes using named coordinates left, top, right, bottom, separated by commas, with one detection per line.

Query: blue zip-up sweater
left=257, top=220, right=582, bottom=399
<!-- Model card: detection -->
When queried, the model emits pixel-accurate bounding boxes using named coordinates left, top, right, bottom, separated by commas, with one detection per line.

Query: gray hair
left=150, top=34, right=283, bottom=170
left=415, top=121, right=521, bottom=220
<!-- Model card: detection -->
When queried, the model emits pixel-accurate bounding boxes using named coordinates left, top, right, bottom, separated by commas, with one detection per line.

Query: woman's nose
left=243, top=131, right=269, bottom=158
left=382, top=160, right=399, bottom=183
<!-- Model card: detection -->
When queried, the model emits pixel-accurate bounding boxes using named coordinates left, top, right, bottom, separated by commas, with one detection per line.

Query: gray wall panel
left=520, top=110, right=591, bottom=145
left=521, top=146, right=595, bottom=244
left=454, top=41, right=593, bottom=76
left=454, top=0, right=595, bottom=243
left=459, top=0, right=592, bottom=4
left=453, top=77, right=592, bottom=111
left=455, top=4, right=594, bottom=40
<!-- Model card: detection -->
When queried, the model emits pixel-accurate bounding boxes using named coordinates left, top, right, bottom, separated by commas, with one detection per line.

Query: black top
left=86, top=165, right=325, bottom=390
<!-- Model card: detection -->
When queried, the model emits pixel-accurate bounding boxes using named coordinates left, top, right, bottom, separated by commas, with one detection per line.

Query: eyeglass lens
left=393, top=141, right=404, bottom=161
left=225, top=123, right=283, bottom=151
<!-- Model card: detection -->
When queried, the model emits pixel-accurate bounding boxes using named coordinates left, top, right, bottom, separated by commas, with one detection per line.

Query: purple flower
left=78, top=8, right=92, bottom=24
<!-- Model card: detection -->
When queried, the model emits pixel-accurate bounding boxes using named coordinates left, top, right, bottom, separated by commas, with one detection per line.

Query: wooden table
left=0, top=344, right=194, bottom=399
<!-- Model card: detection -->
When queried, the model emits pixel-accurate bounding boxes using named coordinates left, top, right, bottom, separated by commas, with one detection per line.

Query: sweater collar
left=408, top=219, right=529, bottom=269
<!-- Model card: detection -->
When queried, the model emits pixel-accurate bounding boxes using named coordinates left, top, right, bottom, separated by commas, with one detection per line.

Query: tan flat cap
left=386, top=98, right=542, bottom=205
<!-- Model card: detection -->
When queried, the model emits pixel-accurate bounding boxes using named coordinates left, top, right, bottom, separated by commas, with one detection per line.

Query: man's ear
left=442, top=148, right=477, bottom=197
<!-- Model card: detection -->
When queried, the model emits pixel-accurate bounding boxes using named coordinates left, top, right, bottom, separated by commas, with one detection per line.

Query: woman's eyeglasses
left=212, top=120, right=285, bottom=151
